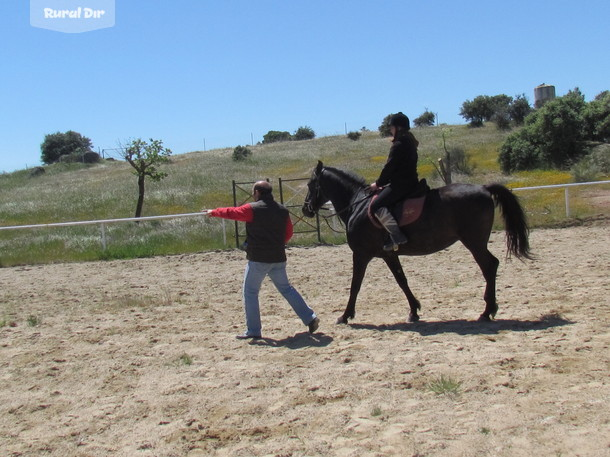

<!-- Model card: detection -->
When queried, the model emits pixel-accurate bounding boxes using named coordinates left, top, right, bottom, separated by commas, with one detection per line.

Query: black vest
left=246, top=197, right=289, bottom=263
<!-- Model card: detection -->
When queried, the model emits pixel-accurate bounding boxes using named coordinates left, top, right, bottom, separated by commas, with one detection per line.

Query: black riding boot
left=375, top=207, right=408, bottom=251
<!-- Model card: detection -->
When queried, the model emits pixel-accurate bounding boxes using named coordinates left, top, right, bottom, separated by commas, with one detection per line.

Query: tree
left=378, top=114, right=392, bottom=137
left=121, top=138, right=172, bottom=218
left=413, top=110, right=436, bottom=127
left=499, top=88, right=590, bottom=173
left=583, top=90, right=610, bottom=142
left=41, top=130, right=93, bottom=164
left=460, top=96, right=496, bottom=127
left=460, top=94, right=529, bottom=129
left=508, top=94, right=533, bottom=126
left=262, top=130, right=292, bottom=144
left=293, top=126, right=315, bottom=141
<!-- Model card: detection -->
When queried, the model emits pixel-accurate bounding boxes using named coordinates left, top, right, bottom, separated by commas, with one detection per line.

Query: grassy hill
left=0, top=124, right=607, bottom=266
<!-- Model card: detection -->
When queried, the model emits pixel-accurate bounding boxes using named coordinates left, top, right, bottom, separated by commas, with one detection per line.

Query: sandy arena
left=1, top=222, right=609, bottom=457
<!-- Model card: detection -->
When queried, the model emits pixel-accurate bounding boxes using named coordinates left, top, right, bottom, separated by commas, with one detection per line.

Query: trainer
left=205, top=181, right=319, bottom=339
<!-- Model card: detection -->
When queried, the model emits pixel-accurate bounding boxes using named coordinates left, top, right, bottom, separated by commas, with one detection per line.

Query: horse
left=302, top=161, right=533, bottom=324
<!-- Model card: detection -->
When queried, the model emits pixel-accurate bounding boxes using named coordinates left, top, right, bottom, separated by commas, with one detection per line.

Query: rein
left=308, top=167, right=373, bottom=229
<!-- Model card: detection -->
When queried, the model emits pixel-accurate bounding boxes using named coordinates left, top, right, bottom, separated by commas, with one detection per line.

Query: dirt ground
left=1, top=221, right=608, bottom=457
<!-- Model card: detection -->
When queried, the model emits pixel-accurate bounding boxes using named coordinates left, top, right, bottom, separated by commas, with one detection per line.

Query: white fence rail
left=0, top=180, right=608, bottom=250
left=0, top=211, right=227, bottom=250
left=511, top=180, right=609, bottom=218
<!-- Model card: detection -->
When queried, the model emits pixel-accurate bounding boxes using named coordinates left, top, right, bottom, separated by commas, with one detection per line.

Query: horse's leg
left=383, top=255, right=422, bottom=322
left=338, top=252, right=372, bottom=324
left=467, top=246, right=500, bottom=321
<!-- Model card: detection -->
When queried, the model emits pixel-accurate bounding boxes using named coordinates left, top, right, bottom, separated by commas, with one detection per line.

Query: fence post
left=100, top=223, right=107, bottom=250
left=565, top=187, right=570, bottom=217
left=222, top=219, right=226, bottom=246
left=232, top=180, right=239, bottom=248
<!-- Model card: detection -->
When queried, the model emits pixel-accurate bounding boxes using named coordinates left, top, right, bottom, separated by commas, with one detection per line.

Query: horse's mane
left=324, top=166, right=367, bottom=190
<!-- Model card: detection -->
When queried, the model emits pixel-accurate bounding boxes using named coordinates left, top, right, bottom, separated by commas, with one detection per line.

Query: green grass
left=1, top=124, right=608, bottom=266
left=178, top=353, right=193, bottom=366
left=427, top=374, right=462, bottom=396
left=371, top=406, right=384, bottom=417
left=26, top=315, right=42, bottom=327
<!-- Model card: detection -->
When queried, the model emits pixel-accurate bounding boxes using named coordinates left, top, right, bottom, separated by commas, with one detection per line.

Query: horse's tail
left=485, top=184, right=534, bottom=261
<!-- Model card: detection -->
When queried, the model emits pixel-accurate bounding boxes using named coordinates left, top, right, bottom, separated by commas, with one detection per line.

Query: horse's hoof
left=408, top=313, right=420, bottom=323
left=478, top=314, right=492, bottom=322
left=336, top=316, right=348, bottom=325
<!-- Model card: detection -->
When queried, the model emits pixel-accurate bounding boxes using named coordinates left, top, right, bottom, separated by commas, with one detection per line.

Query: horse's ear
left=316, top=160, right=324, bottom=174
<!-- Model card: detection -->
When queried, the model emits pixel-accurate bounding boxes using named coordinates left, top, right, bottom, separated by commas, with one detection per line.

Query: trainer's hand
left=368, top=182, right=379, bottom=193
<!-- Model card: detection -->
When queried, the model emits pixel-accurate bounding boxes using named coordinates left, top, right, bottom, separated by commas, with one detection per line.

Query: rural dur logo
left=30, top=0, right=115, bottom=33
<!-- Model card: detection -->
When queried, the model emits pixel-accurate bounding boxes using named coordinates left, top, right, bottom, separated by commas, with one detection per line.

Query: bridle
left=304, top=167, right=373, bottom=221
left=303, top=167, right=325, bottom=216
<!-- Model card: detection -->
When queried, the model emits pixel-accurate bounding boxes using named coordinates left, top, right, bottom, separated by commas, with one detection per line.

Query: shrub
left=232, top=145, right=252, bottom=161
left=293, top=126, right=315, bottom=141
left=449, top=147, right=476, bottom=175
left=41, top=130, right=93, bottom=164
left=498, top=88, right=592, bottom=173
left=263, top=130, right=291, bottom=144
left=83, top=151, right=101, bottom=163
left=571, top=144, right=610, bottom=182
left=346, top=131, right=361, bottom=141
left=57, top=151, right=101, bottom=164
left=499, top=133, right=542, bottom=173
left=29, top=166, right=45, bottom=177
left=492, top=109, right=512, bottom=130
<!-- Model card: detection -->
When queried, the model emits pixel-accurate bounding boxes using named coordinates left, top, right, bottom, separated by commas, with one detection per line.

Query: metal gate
left=231, top=177, right=321, bottom=248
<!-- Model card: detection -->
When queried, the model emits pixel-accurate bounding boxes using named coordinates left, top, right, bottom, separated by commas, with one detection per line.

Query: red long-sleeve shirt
left=208, top=204, right=293, bottom=243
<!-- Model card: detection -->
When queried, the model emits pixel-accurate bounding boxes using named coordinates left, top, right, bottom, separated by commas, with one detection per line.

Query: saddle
left=368, top=179, right=430, bottom=228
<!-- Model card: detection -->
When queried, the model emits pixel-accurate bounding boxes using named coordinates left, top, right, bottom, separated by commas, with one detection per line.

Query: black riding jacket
left=375, top=130, right=419, bottom=196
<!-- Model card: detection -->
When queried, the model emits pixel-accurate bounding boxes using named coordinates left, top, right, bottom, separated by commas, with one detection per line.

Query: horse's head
left=302, top=161, right=326, bottom=217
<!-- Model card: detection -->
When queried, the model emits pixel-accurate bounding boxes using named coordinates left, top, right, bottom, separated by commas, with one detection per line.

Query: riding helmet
left=389, top=112, right=410, bottom=129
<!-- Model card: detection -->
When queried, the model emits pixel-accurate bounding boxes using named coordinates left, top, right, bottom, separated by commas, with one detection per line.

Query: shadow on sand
left=250, top=332, right=334, bottom=349
left=347, top=313, right=573, bottom=336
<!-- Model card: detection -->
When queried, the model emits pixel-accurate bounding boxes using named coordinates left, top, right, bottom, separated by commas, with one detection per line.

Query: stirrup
left=383, top=238, right=407, bottom=252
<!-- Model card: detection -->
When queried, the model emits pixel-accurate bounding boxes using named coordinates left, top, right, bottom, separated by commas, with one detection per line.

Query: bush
left=346, top=131, right=361, bottom=141
left=41, top=130, right=93, bottom=164
left=499, top=133, right=542, bottom=173
left=293, top=126, right=315, bottom=141
left=56, top=151, right=101, bottom=164
left=448, top=147, right=476, bottom=175
left=263, top=130, right=291, bottom=144
left=232, top=145, right=252, bottom=161
left=83, top=151, right=101, bottom=163
left=498, top=88, right=593, bottom=173
left=492, top=109, right=512, bottom=130
left=571, top=144, right=610, bottom=182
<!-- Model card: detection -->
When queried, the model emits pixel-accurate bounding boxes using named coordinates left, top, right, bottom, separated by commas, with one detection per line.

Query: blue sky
left=1, top=1, right=609, bottom=172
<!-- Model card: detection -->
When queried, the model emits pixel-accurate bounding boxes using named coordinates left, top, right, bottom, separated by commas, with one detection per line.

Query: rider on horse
left=369, top=112, right=420, bottom=251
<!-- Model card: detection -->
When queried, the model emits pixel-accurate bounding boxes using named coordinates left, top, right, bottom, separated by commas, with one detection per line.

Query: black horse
left=302, top=161, right=533, bottom=324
